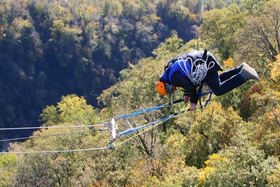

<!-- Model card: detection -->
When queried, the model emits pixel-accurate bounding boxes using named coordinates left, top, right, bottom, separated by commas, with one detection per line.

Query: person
left=156, top=49, right=260, bottom=110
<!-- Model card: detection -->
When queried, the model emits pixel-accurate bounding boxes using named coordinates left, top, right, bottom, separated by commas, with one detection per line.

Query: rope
left=113, top=121, right=163, bottom=148
left=0, top=128, right=109, bottom=142
left=115, top=99, right=183, bottom=120
left=0, top=100, right=183, bottom=132
left=198, top=91, right=213, bottom=108
left=113, top=111, right=186, bottom=148
left=1, top=107, right=187, bottom=154
left=0, top=100, right=189, bottom=154
left=177, top=57, right=215, bottom=85
left=0, top=123, right=109, bottom=131
left=0, top=147, right=113, bottom=154
left=0, top=111, right=186, bottom=154
left=118, top=116, right=171, bottom=137
left=0, top=100, right=182, bottom=142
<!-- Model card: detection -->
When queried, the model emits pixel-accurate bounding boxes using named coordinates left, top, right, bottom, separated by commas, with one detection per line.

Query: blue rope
left=116, top=105, right=165, bottom=120
left=111, top=92, right=212, bottom=144
left=118, top=116, right=171, bottom=136
left=197, top=91, right=212, bottom=97
left=204, top=92, right=213, bottom=107
left=197, top=91, right=213, bottom=108
left=115, top=99, right=183, bottom=120
left=115, top=90, right=212, bottom=122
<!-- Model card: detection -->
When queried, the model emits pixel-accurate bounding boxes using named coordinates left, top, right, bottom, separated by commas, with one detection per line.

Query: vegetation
left=0, top=0, right=224, bottom=140
left=1, top=0, right=280, bottom=186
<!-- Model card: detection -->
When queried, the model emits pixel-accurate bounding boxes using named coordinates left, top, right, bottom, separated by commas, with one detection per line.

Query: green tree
left=103, top=0, right=123, bottom=17
left=0, top=154, right=18, bottom=187
left=199, top=145, right=279, bottom=186
left=152, top=31, right=184, bottom=60
left=175, top=101, right=245, bottom=168
left=248, top=54, right=280, bottom=157
left=235, top=0, right=280, bottom=74
left=9, top=95, right=106, bottom=186
left=1, top=0, right=205, bottom=140
left=200, top=3, right=246, bottom=59
left=240, top=0, right=267, bottom=15
left=40, top=94, right=97, bottom=126
left=140, top=132, right=200, bottom=186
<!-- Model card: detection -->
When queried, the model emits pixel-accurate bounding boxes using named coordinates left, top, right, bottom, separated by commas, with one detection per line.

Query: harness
left=177, top=49, right=216, bottom=85
left=164, top=50, right=214, bottom=85
left=163, top=50, right=214, bottom=108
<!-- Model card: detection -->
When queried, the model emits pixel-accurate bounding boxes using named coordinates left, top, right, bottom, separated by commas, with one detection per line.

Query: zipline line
left=0, top=147, right=113, bottom=154
left=116, top=99, right=183, bottom=120
left=113, top=110, right=186, bottom=148
left=0, top=128, right=109, bottom=142
left=0, top=123, right=109, bottom=131
left=119, top=116, right=170, bottom=137
left=115, top=116, right=172, bottom=147
left=0, top=100, right=184, bottom=131
left=0, top=112, right=185, bottom=154
left=0, top=99, right=194, bottom=154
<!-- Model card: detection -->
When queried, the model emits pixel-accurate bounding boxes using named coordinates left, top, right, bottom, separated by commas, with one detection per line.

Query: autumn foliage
left=1, top=0, right=280, bottom=186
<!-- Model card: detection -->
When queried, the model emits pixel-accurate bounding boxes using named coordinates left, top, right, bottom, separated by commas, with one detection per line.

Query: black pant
left=204, top=67, right=246, bottom=96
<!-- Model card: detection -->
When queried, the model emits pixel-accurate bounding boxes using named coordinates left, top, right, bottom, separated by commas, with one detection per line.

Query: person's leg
left=205, top=71, right=246, bottom=96
left=219, top=67, right=241, bottom=82
left=205, top=64, right=259, bottom=96
left=220, top=63, right=259, bottom=81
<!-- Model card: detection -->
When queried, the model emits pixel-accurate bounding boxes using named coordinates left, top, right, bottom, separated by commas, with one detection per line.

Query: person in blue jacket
left=156, top=49, right=260, bottom=110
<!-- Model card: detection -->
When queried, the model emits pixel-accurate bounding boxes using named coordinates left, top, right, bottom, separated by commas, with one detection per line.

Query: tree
left=248, top=54, right=280, bottom=157
left=199, top=145, right=279, bottom=186
left=9, top=95, right=106, bottom=186
left=1, top=0, right=205, bottom=141
left=235, top=0, right=280, bottom=74
left=40, top=94, right=97, bottom=126
left=0, top=154, right=18, bottom=187
left=175, top=101, right=245, bottom=168
left=199, top=3, right=246, bottom=59
left=240, top=0, right=267, bottom=15
left=152, top=31, right=184, bottom=60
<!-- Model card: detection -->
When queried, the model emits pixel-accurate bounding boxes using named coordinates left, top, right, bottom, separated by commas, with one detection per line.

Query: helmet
left=156, top=81, right=167, bottom=95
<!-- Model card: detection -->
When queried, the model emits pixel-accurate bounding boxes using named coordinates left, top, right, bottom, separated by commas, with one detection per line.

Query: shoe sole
left=241, top=63, right=260, bottom=80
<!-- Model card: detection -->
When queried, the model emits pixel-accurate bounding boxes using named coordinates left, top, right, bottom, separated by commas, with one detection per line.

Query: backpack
left=164, top=49, right=209, bottom=86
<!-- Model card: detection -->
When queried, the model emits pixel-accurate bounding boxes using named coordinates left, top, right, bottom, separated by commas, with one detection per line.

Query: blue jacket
left=161, top=59, right=191, bottom=84
left=160, top=50, right=223, bottom=103
left=161, top=50, right=223, bottom=83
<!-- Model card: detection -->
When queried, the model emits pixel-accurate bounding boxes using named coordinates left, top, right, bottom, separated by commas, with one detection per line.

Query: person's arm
left=183, top=91, right=190, bottom=102
left=171, top=72, right=199, bottom=110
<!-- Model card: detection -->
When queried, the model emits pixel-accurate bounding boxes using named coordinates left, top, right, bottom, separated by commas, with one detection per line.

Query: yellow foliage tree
left=176, top=101, right=245, bottom=168
left=270, top=54, right=280, bottom=84
left=249, top=54, right=280, bottom=157
left=40, top=94, right=97, bottom=126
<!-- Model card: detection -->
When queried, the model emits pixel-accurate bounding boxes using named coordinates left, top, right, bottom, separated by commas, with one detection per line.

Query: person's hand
left=189, top=103, right=197, bottom=111
left=184, top=95, right=190, bottom=102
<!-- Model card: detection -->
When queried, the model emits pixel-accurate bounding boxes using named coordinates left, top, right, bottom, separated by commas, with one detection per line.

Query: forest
left=1, top=0, right=280, bottom=186
left=0, top=0, right=211, bottom=140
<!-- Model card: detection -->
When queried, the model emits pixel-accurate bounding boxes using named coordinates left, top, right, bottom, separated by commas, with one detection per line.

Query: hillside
left=0, top=0, right=207, bottom=140
left=1, top=0, right=280, bottom=186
